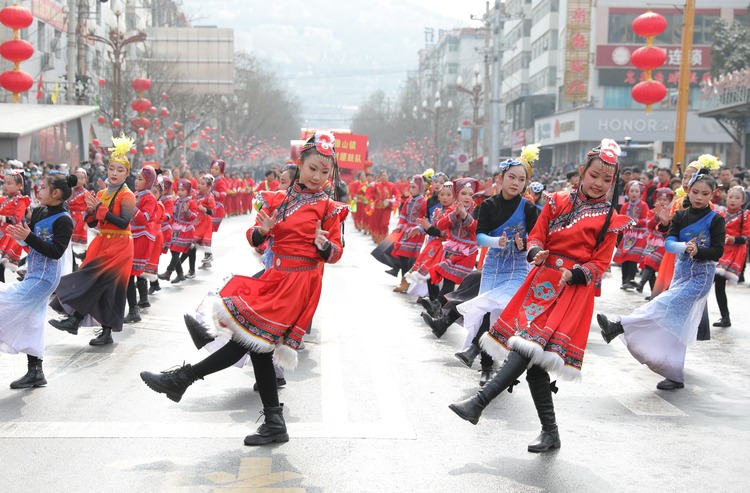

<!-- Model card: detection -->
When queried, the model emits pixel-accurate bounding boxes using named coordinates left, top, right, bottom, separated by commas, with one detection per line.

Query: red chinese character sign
left=630, top=12, right=668, bottom=112
left=563, top=1, right=592, bottom=103
left=0, top=4, right=34, bottom=103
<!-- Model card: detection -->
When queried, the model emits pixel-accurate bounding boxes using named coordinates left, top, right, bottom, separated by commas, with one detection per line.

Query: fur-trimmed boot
left=183, top=314, right=216, bottom=349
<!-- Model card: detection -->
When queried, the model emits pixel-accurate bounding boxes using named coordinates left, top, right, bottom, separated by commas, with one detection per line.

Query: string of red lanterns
left=630, top=11, right=668, bottom=112
left=0, top=4, right=34, bottom=103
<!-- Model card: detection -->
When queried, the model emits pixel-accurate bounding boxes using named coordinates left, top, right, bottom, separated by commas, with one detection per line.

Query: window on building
left=448, top=63, right=458, bottom=74
left=609, top=12, right=720, bottom=45
left=448, top=39, right=459, bottom=52
left=37, top=21, right=46, bottom=53
left=52, top=29, right=62, bottom=58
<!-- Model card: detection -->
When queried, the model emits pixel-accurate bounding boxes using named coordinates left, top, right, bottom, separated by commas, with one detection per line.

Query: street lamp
left=86, top=3, right=147, bottom=124
left=456, top=64, right=484, bottom=174
left=422, top=91, right=453, bottom=169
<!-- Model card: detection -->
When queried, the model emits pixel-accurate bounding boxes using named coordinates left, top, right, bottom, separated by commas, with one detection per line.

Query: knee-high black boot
left=449, top=350, right=530, bottom=424
left=636, top=266, right=655, bottom=293
left=10, top=355, right=46, bottom=389
left=526, top=367, right=561, bottom=453
left=137, top=277, right=150, bottom=308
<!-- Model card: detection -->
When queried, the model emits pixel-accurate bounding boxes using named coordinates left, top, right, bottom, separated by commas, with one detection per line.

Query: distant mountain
left=180, top=0, right=472, bottom=127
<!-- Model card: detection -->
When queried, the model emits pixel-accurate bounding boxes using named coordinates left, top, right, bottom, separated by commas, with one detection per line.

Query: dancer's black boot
left=455, top=343, right=480, bottom=368
left=49, top=313, right=83, bottom=335
left=449, top=351, right=530, bottom=425
left=526, top=368, right=561, bottom=453
left=635, top=267, right=654, bottom=294
left=89, top=327, right=113, bottom=346
left=597, top=314, right=624, bottom=343
left=244, top=404, right=290, bottom=446
left=136, top=277, right=150, bottom=308
left=123, top=306, right=141, bottom=324
left=157, top=268, right=173, bottom=281
left=183, top=314, right=216, bottom=349
left=10, top=356, right=47, bottom=389
left=140, top=363, right=202, bottom=402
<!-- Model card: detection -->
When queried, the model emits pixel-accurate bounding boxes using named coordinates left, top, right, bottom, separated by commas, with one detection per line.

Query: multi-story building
left=522, top=0, right=746, bottom=171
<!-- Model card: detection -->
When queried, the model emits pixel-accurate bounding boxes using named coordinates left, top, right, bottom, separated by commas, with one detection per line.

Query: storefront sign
left=32, top=0, right=66, bottom=32
left=596, top=45, right=711, bottom=69
left=511, top=129, right=527, bottom=149
left=599, top=68, right=710, bottom=88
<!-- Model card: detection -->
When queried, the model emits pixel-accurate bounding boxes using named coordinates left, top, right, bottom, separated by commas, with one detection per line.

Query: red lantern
left=190, top=141, right=199, bottom=150
left=147, top=140, right=154, bottom=147
left=166, top=129, right=175, bottom=140
left=130, top=148, right=138, bottom=155
left=0, top=5, right=33, bottom=30
left=0, top=70, right=33, bottom=95
left=632, top=12, right=668, bottom=38
left=632, top=80, right=667, bottom=106
left=131, top=116, right=151, bottom=130
left=137, top=127, right=145, bottom=137
left=158, top=137, right=164, bottom=143
left=159, top=107, right=169, bottom=117
left=131, top=98, right=152, bottom=114
left=153, top=118, right=161, bottom=127
left=161, top=92, right=169, bottom=100
left=149, top=106, right=157, bottom=115
left=97, top=115, right=106, bottom=124
left=0, top=39, right=33, bottom=63
left=177, top=131, right=184, bottom=139
left=173, top=122, right=181, bottom=129
left=131, top=77, right=151, bottom=93
left=92, top=139, right=99, bottom=147
left=112, top=118, right=121, bottom=128
left=98, top=78, right=106, bottom=87
left=631, top=46, right=667, bottom=72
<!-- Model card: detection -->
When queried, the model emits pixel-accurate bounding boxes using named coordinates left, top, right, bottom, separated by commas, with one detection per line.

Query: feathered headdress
left=109, top=134, right=135, bottom=171
left=422, top=168, right=435, bottom=183
left=499, top=143, right=541, bottom=177
left=688, top=154, right=723, bottom=188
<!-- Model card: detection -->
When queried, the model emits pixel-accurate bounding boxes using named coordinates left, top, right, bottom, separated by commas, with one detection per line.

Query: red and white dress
left=0, top=192, right=31, bottom=270
left=159, top=194, right=175, bottom=253
left=170, top=196, right=197, bottom=254
left=144, top=200, right=165, bottom=281
left=639, top=211, right=669, bottom=272
left=68, top=186, right=88, bottom=253
left=211, top=175, right=227, bottom=232
left=391, top=195, right=427, bottom=259
left=407, top=204, right=453, bottom=281
left=194, top=192, right=216, bottom=251
left=208, top=183, right=348, bottom=370
left=430, top=205, right=478, bottom=284
left=613, top=198, right=649, bottom=264
left=130, top=190, right=157, bottom=277
left=482, top=189, right=633, bottom=380
left=715, top=208, right=750, bottom=284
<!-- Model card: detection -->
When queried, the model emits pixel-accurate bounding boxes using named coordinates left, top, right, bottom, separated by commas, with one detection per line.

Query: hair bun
left=67, top=174, right=78, bottom=187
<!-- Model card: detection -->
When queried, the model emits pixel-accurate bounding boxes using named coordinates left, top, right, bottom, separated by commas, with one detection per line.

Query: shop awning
left=0, top=103, right=98, bottom=138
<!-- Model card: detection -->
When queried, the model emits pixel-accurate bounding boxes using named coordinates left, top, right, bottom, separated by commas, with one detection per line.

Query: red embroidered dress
left=212, top=183, right=348, bottom=370
left=430, top=204, right=478, bottom=284
left=130, top=190, right=157, bottom=276
left=483, top=190, right=633, bottom=380
left=410, top=205, right=453, bottom=277
left=159, top=194, right=174, bottom=253
left=170, top=196, right=197, bottom=254
left=211, top=176, right=227, bottom=231
left=392, top=195, right=427, bottom=258
left=0, top=192, right=31, bottom=269
left=194, top=192, right=216, bottom=249
left=68, top=187, right=88, bottom=249
left=613, top=199, right=649, bottom=264
left=639, top=210, right=669, bottom=272
left=368, top=181, right=398, bottom=242
left=144, top=200, right=165, bottom=281
left=716, top=208, right=750, bottom=283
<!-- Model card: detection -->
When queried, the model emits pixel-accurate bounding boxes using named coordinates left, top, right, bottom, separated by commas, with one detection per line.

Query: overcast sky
left=179, top=0, right=488, bottom=128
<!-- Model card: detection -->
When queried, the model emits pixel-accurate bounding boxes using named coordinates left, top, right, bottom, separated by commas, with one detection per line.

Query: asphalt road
left=1, top=212, right=748, bottom=492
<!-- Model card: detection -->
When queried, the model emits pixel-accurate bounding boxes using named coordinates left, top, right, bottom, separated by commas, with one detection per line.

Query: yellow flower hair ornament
left=696, top=154, right=722, bottom=171
left=109, top=134, right=135, bottom=170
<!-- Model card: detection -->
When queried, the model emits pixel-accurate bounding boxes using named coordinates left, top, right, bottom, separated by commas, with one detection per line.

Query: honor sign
left=535, top=109, right=730, bottom=145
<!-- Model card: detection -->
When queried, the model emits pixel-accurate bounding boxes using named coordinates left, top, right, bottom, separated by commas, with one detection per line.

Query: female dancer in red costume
left=449, top=139, right=633, bottom=453
left=140, top=131, right=348, bottom=446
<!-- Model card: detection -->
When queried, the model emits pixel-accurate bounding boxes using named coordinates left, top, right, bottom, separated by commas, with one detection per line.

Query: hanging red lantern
left=131, top=77, right=151, bottom=93
left=153, top=118, right=161, bottom=127
left=130, top=148, right=138, bottom=155
left=159, top=107, right=169, bottom=117
left=137, top=127, right=145, bottom=137
left=146, top=140, right=154, bottom=147
left=0, top=39, right=33, bottom=63
left=92, top=139, right=100, bottom=147
left=166, top=129, right=175, bottom=140
left=157, top=137, right=164, bottom=143
left=161, top=92, right=169, bottom=100
left=632, top=12, right=668, bottom=38
left=112, top=118, right=121, bottom=128
left=131, top=98, right=152, bottom=114
left=177, top=131, right=184, bottom=139
left=173, top=122, right=181, bottom=129
left=632, top=80, right=667, bottom=108
left=149, top=106, right=157, bottom=115
left=0, top=5, right=33, bottom=30
left=631, top=46, right=667, bottom=72
left=131, top=116, right=151, bottom=130
left=0, top=70, right=33, bottom=96
left=98, top=78, right=106, bottom=87
left=190, top=141, right=199, bottom=150
left=97, top=115, right=107, bottom=124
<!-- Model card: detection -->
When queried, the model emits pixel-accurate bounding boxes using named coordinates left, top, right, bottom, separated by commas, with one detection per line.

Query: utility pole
left=672, top=0, right=696, bottom=172
left=488, top=1, right=504, bottom=173
left=66, top=0, right=77, bottom=103
left=482, top=1, right=491, bottom=171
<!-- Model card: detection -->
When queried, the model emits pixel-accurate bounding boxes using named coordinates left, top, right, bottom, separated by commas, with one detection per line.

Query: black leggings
left=399, top=256, right=415, bottom=276
left=621, top=261, right=638, bottom=284
left=127, top=276, right=137, bottom=310
left=476, top=313, right=493, bottom=370
left=180, top=248, right=197, bottom=272
left=427, top=279, right=456, bottom=305
left=714, top=274, right=729, bottom=318
left=168, top=251, right=184, bottom=275
left=192, top=340, right=279, bottom=408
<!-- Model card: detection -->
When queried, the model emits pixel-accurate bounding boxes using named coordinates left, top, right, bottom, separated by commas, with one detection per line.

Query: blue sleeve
left=476, top=233, right=499, bottom=248
left=665, top=236, right=687, bottom=254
